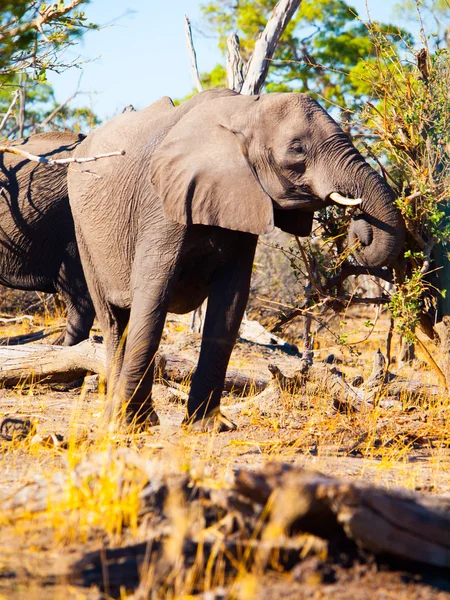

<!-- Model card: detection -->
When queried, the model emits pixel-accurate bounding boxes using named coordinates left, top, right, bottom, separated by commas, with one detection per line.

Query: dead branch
left=241, top=0, right=302, bottom=95
left=31, top=91, right=80, bottom=133
left=226, top=33, right=245, bottom=92
left=0, top=88, right=19, bottom=133
left=0, top=146, right=125, bottom=166
left=184, top=16, right=203, bottom=93
left=0, top=314, right=34, bottom=324
left=0, top=340, right=268, bottom=393
left=62, top=458, right=450, bottom=595
left=18, top=73, right=25, bottom=138
left=324, top=264, right=394, bottom=291
left=234, top=462, right=450, bottom=568
left=0, top=339, right=106, bottom=386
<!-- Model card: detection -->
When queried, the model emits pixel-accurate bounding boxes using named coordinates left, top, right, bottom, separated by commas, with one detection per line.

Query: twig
left=0, top=89, right=19, bottom=133
left=0, top=315, right=34, bottom=324
left=23, top=295, right=52, bottom=312
left=18, top=73, right=26, bottom=138
left=385, top=315, right=394, bottom=367
left=184, top=16, right=203, bottom=93
left=333, top=296, right=390, bottom=305
left=0, top=147, right=125, bottom=166
left=405, top=191, right=422, bottom=203
left=241, top=0, right=302, bottom=95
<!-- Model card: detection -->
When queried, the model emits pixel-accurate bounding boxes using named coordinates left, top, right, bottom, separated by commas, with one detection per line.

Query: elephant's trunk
left=314, top=138, right=405, bottom=268
left=346, top=165, right=405, bottom=267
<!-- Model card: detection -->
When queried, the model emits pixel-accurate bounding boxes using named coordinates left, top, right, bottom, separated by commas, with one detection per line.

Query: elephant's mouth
left=273, top=187, right=325, bottom=212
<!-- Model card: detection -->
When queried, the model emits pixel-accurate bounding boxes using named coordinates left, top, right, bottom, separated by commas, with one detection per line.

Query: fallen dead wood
left=0, top=337, right=443, bottom=407
left=0, top=339, right=268, bottom=393
left=234, top=463, right=450, bottom=567
left=159, top=354, right=268, bottom=394
left=59, top=455, right=450, bottom=596
left=0, top=338, right=106, bottom=386
left=268, top=349, right=446, bottom=413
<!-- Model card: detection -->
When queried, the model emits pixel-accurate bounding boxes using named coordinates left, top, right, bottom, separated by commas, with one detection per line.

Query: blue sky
left=48, top=0, right=420, bottom=122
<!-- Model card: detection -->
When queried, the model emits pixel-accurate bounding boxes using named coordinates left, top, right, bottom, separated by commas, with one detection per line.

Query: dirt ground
left=0, top=299, right=449, bottom=599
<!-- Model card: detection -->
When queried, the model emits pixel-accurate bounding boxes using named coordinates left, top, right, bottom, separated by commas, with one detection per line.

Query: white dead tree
left=187, top=0, right=302, bottom=334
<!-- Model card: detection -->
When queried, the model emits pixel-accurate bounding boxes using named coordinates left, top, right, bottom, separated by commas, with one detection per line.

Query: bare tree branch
left=241, top=0, right=302, bottom=95
left=184, top=16, right=203, bottom=93
left=18, top=73, right=26, bottom=138
left=0, top=146, right=125, bottom=166
left=31, top=92, right=79, bottom=133
left=0, top=89, right=19, bottom=134
left=226, top=33, right=245, bottom=92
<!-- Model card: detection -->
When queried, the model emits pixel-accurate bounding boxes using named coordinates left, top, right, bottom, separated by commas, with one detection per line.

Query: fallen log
left=234, top=462, right=450, bottom=568
left=0, top=337, right=443, bottom=408
left=0, top=338, right=106, bottom=386
left=160, top=354, right=268, bottom=394
left=63, top=456, right=450, bottom=596
left=0, top=339, right=268, bottom=393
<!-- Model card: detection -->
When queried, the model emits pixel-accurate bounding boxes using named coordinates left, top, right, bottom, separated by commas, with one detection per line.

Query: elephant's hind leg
left=56, top=254, right=96, bottom=346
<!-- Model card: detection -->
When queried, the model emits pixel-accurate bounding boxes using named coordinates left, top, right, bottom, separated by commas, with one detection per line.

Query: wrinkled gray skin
left=0, top=132, right=95, bottom=345
left=68, top=89, right=405, bottom=430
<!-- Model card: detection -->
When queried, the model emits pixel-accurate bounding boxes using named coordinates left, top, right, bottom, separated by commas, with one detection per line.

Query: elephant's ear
left=274, top=209, right=314, bottom=237
left=150, top=106, right=274, bottom=236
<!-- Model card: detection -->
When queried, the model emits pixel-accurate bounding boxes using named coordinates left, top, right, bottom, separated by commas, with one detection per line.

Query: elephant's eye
left=289, top=141, right=305, bottom=155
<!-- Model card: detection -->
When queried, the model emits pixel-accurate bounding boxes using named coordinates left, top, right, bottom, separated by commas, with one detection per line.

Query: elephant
left=67, top=88, right=405, bottom=430
left=0, top=132, right=95, bottom=345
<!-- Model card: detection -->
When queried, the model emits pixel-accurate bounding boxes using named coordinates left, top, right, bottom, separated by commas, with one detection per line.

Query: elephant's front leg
left=104, top=242, right=181, bottom=430
left=186, top=234, right=257, bottom=431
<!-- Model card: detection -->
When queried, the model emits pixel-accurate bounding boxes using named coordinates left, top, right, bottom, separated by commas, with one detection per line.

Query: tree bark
left=226, top=33, right=245, bottom=92
left=0, top=339, right=106, bottom=386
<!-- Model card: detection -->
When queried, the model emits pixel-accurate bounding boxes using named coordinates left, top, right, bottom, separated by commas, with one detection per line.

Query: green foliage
left=0, top=1, right=99, bottom=138
left=389, top=270, right=424, bottom=342
left=356, top=19, right=450, bottom=327
left=0, top=0, right=96, bottom=76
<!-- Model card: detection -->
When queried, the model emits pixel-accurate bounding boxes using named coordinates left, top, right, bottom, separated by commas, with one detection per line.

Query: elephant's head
left=151, top=90, right=405, bottom=267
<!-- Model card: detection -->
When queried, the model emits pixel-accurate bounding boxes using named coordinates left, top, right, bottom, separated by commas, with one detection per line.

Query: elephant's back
left=0, top=132, right=81, bottom=231
left=0, top=132, right=84, bottom=288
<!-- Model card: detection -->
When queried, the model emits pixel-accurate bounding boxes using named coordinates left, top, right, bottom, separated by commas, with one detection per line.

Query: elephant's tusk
left=329, top=192, right=362, bottom=206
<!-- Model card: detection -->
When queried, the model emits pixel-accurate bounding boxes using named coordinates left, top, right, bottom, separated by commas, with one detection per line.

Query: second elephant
left=0, top=132, right=95, bottom=345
